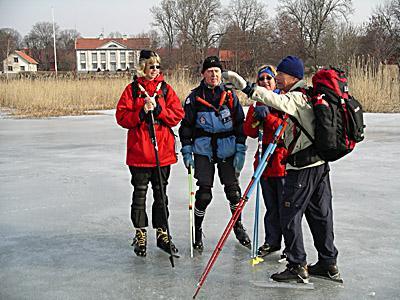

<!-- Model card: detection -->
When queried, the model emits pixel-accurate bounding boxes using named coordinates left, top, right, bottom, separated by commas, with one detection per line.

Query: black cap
left=201, top=56, right=222, bottom=73
left=139, top=49, right=157, bottom=60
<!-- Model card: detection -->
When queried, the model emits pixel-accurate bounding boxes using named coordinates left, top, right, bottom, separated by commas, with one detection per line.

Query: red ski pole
left=193, top=118, right=288, bottom=299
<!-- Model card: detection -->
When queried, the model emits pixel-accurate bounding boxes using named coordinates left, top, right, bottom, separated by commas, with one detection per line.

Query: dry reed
left=348, top=57, right=399, bottom=113
left=0, top=59, right=398, bottom=118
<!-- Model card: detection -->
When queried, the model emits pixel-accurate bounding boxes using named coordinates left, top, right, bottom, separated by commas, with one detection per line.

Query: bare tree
left=57, top=29, right=80, bottom=71
left=279, top=0, right=353, bottom=65
left=173, top=0, right=222, bottom=64
left=361, top=0, right=400, bottom=64
left=24, top=22, right=60, bottom=70
left=0, top=28, right=22, bottom=70
left=108, top=32, right=123, bottom=38
left=226, top=0, right=267, bottom=33
left=151, top=0, right=177, bottom=51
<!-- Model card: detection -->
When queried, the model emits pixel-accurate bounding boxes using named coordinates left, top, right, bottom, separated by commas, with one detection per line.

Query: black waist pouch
left=286, top=145, right=321, bottom=168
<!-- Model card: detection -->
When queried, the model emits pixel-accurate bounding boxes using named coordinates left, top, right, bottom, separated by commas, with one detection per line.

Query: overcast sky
left=0, top=0, right=383, bottom=38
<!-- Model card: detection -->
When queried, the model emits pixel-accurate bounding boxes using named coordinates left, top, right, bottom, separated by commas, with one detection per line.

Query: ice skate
left=233, top=221, right=251, bottom=249
left=131, top=228, right=147, bottom=257
left=156, top=228, right=179, bottom=257
left=271, top=264, right=310, bottom=284
left=308, top=261, right=343, bottom=283
left=257, top=243, right=281, bottom=257
left=193, top=227, right=204, bottom=252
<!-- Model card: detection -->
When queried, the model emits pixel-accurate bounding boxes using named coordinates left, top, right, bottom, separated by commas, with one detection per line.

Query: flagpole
left=52, top=6, right=58, bottom=77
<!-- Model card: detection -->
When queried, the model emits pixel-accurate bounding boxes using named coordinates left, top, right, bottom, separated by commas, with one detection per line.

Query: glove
left=253, top=105, right=270, bottom=121
left=222, top=71, right=255, bottom=97
left=233, top=144, right=247, bottom=173
left=145, top=96, right=156, bottom=107
left=181, top=145, right=194, bottom=169
left=143, top=102, right=154, bottom=113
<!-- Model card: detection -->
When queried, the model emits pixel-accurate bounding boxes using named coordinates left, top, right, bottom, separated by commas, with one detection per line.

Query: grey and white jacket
left=251, top=80, right=325, bottom=170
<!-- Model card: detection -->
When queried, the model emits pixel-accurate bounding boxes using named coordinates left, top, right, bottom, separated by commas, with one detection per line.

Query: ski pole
left=193, top=119, right=288, bottom=299
left=139, top=82, right=175, bottom=268
left=148, top=110, right=175, bottom=268
left=188, top=165, right=195, bottom=258
left=251, top=128, right=264, bottom=265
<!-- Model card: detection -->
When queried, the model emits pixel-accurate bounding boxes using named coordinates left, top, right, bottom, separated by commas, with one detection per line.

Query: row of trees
left=1, top=0, right=398, bottom=74
left=151, top=0, right=400, bottom=75
left=0, top=23, right=80, bottom=71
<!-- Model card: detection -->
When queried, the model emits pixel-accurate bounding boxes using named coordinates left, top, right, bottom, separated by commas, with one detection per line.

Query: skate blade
left=312, top=273, right=344, bottom=283
left=250, top=257, right=264, bottom=266
left=250, top=280, right=314, bottom=290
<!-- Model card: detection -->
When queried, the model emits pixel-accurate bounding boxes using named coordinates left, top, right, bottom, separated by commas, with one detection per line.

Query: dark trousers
left=193, top=154, right=242, bottom=227
left=281, top=163, right=338, bottom=266
left=260, top=176, right=285, bottom=247
left=129, top=166, right=170, bottom=229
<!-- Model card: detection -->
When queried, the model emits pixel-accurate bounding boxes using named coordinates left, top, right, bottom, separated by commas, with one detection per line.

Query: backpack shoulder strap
left=131, top=76, right=139, bottom=99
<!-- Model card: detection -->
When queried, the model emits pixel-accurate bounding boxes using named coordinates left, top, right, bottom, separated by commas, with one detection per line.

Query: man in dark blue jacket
left=179, top=56, right=250, bottom=252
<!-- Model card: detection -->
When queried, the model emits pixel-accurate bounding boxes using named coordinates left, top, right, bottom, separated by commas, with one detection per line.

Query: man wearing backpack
left=223, top=56, right=342, bottom=283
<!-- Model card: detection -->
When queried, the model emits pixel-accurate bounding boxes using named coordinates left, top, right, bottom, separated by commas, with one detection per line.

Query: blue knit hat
left=276, top=56, right=304, bottom=79
left=257, top=66, right=276, bottom=78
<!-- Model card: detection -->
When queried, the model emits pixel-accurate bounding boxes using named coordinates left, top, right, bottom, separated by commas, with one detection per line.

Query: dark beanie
left=139, top=49, right=157, bottom=60
left=276, top=56, right=304, bottom=79
left=201, top=56, right=222, bottom=73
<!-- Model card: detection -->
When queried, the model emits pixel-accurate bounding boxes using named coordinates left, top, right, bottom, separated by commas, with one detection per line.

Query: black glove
left=253, top=105, right=270, bottom=121
left=241, top=82, right=256, bottom=97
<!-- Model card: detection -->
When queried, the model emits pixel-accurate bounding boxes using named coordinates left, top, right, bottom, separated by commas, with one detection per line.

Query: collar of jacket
left=289, top=79, right=307, bottom=92
left=200, top=79, right=224, bottom=92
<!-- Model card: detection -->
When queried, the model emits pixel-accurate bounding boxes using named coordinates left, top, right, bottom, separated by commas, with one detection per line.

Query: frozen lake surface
left=0, top=111, right=399, bottom=299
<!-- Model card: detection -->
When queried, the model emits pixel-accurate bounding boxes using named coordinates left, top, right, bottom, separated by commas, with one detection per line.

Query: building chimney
left=99, top=33, right=104, bottom=40
left=123, top=35, right=127, bottom=41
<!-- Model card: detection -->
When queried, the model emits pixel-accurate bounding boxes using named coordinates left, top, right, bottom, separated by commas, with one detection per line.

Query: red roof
left=75, top=37, right=151, bottom=50
left=15, top=50, right=38, bottom=64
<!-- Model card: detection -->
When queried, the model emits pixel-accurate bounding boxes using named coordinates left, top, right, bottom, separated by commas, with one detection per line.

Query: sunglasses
left=258, top=75, right=273, bottom=81
left=149, top=65, right=161, bottom=70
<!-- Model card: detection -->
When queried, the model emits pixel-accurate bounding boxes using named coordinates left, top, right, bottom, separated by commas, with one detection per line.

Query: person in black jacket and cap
left=179, top=56, right=251, bottom=252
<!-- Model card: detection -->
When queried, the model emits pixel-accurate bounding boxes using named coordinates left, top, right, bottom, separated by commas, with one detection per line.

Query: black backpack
left=290, top=67, right=365, bottom=164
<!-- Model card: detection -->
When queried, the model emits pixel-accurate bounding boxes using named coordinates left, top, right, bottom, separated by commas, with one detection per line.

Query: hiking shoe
left=271, top=264, right=310, bottom=283
left=132, top=228, right=147, bottom=257
left=156, top=228, right=178, bottom=255
left=308, top=261, right=343, bottom=283
left=233, top=221, right=251, bottom=249
left=257, top=243, right=281, bottom=257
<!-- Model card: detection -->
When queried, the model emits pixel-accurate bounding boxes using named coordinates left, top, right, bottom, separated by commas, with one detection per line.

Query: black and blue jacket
left=179, top=80, right=246, bottom=160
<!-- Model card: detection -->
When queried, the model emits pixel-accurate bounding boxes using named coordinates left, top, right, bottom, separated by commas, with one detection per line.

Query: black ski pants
left=193, top=154, right=242, bottom=228
left=281, top=163, right=338, bottom=266
left=260, top=176, right=285, bottom=248
left=129, top=165, right=170, bottom=229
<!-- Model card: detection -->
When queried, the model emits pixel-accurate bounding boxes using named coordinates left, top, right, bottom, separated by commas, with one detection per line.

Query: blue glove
left=233, top=144, right=247, bottom=173
left=253, top=105, right=270, bottom=121
left=181, top=145, right=194, bottom=170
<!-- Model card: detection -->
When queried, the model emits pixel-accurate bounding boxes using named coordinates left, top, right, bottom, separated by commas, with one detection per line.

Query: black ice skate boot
left=156, top=228, right=179, bottom=256
left=271, top=264, right=310, bottom=283
left=193, top=227, right=204, bottom=252
left=233, top=221, right=251, bottom=249
left=308, top=261, right=343, bottom=283
left=131, top=228, right=147, bottom=257
left=257, top=243, right=281, bottom=257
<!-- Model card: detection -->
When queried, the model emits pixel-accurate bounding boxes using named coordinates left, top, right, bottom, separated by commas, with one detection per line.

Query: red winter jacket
left=115, top=74, right=184, bottom=167
left=243, top=103, right=287, bottom=178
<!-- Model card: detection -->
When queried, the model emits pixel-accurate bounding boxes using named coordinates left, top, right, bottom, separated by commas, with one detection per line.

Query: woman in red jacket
left=115, top=50, right=184, bottom=257
left=243, top=65, right=287, bottom=257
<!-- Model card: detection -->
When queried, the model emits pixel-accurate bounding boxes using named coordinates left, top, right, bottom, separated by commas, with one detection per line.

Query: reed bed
left=348, top=57, right=399, bottom=113
left=0, top=59, right=398, bottom=118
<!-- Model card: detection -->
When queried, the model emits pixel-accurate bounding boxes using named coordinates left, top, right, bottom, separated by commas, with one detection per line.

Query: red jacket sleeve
left=243, top=105, right=259, bottom=138
left=156, top=84, right=184, bottom=127
left=115, top=84, right=142, bottom=129
left=263, top=112, right=284, bottom=133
